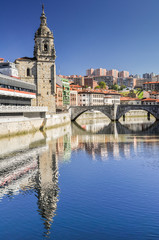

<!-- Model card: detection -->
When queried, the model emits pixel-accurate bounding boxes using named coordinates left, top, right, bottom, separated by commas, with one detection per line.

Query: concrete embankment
left=0, top=112, right=70, bottom=138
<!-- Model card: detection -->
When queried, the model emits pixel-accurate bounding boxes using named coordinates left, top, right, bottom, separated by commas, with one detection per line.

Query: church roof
left=15, top=57, right=36, bottom=61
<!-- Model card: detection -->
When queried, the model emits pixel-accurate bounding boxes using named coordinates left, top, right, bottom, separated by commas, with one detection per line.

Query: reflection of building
left=36, top=141, right=59, bottom=236
left=0, top=130, right=62, bottom=238
left=71, top=119, right=159, bottom=161
left=0, top=145, right=47, bottom=199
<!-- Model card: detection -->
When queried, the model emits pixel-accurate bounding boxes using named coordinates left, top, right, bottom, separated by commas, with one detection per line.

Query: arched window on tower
left=44, top=44, right=48, bottom=51
left=27, top=68, right=31, bottom=77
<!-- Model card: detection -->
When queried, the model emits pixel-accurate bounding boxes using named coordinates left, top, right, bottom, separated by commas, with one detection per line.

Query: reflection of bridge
left=72, top=120, right=159, bottom=136
left=70, top=105, right=159, bottom=121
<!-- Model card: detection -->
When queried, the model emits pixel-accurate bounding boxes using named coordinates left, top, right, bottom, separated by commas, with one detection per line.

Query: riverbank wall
left=0, top=112, right=70, bottom=138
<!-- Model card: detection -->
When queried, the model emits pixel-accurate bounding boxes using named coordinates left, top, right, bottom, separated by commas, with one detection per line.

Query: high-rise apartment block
left=86, top=68, right=95, bottom=76
left=107, top=69, right=119, bottom=78
left=118, top=71, right=129, bottom=78
left=117, top=77, right=137, bottom=88
left=143, top=72, right=155, bottom=79
left=94, top=68, right=107, bottom=76
left=86, top=68, right=107, bottom=76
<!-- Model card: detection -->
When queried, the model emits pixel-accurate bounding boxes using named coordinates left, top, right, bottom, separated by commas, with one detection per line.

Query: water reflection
left=75, top=116, right=158, bottom=136
left=0, top=119, right=159, bottom=239
left=35, top=141, right=59, bottom=237
left=71, top=117, right=159, bottom=162
left=0, top=125, right=71, bottom=238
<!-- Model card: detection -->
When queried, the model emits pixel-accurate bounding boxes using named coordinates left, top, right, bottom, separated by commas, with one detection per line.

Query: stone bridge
left=69, top=104, right=159, bottom=121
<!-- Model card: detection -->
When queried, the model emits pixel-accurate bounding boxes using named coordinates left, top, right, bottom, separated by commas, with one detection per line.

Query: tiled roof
left=56, top=84, right=62, bottom=88
left=141, top=98, right=157, bottom=102
left=143, top=81, right=159, bottom=84
left=150, top=91, right=159, bottom=94
left=120, top=97, right=140, bottom=101
left=15, top=57, right=36, bottom=61
left=70, top=84, right=82, bottom=88
left=78, top=89, right=120, bottom=95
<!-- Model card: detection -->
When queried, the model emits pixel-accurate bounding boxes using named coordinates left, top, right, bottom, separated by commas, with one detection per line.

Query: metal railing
left=0, top=105, right=48, bottom=112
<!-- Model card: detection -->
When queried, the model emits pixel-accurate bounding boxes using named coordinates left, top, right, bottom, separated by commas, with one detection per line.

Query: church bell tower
left=34, top=5, right=56, bottom=113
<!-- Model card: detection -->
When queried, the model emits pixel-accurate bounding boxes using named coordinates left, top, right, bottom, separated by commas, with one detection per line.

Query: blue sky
left=1, top=0, right=159, bottom=76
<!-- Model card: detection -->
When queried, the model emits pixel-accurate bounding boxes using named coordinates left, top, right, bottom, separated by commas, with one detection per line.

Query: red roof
left=141, top=98, right=157, bottom=102
left=56, top=84, right=62, bottom=88
left=78, top=89, right=120, bottom=95
left=120, top=97, right=140, bottom=101
left=143, top=81, right=159, bottom=84
left=150, top=91, right=159, bottom=94
left=70, top=84, right=82, bottom=88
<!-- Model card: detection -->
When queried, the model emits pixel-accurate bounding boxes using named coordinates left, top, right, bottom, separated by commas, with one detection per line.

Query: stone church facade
left=15, top=5, right=56, bottom=113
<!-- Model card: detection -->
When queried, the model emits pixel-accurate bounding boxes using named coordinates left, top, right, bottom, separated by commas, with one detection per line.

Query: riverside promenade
left=0, top=105, right=70, bottom=138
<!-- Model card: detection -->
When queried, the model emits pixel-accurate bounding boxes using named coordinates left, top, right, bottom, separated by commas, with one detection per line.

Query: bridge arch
left=116, top=105, right=158, bottom=121
left=70, top=105, right=114, bottom=121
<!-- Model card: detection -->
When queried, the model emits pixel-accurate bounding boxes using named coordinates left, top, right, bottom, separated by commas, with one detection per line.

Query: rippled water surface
left=1, top=117, right=159, bottom=239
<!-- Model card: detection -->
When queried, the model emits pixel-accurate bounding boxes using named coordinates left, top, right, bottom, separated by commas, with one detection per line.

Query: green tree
left=99, top=81, right=106, bottom=89
left=110, top=84, right=120, bottom=91
left=120, top=85, right=126, bottom=90
left=95, top=85, right=100, bottom=89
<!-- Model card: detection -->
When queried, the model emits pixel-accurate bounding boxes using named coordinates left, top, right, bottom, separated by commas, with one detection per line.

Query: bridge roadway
left=70, top=104, right=159, bottom=121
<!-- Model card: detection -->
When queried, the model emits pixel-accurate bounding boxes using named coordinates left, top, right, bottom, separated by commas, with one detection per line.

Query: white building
left=104, top=93, right=121, bottom=105
left=78, top=91, right=105, bottom=106
left=78, top=91, right=121, bottom=106
left=0, top=61, right=19, bottom=78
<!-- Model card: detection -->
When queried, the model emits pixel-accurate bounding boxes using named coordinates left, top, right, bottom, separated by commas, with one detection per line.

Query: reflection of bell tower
left=34, top=4, right=56, bottom=113
left=36, top=141, right=59, bottom=237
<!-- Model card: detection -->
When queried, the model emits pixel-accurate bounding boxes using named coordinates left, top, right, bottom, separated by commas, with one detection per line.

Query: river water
left=0, top=117, right=159, bottom=239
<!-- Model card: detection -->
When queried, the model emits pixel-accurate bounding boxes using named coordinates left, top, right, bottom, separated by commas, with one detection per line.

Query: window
left=27, top=68, right=31, bottom=77
left=44, top=44, right=48, bottom=51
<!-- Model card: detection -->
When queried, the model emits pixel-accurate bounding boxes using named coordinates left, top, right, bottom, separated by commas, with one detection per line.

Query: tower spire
left=42, top=4, right=44, bottom=14
left=40, top=3, right=47, bottom=26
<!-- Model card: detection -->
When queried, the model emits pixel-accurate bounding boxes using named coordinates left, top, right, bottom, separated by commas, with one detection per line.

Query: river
left=0, top=117, right=159, bottom=239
